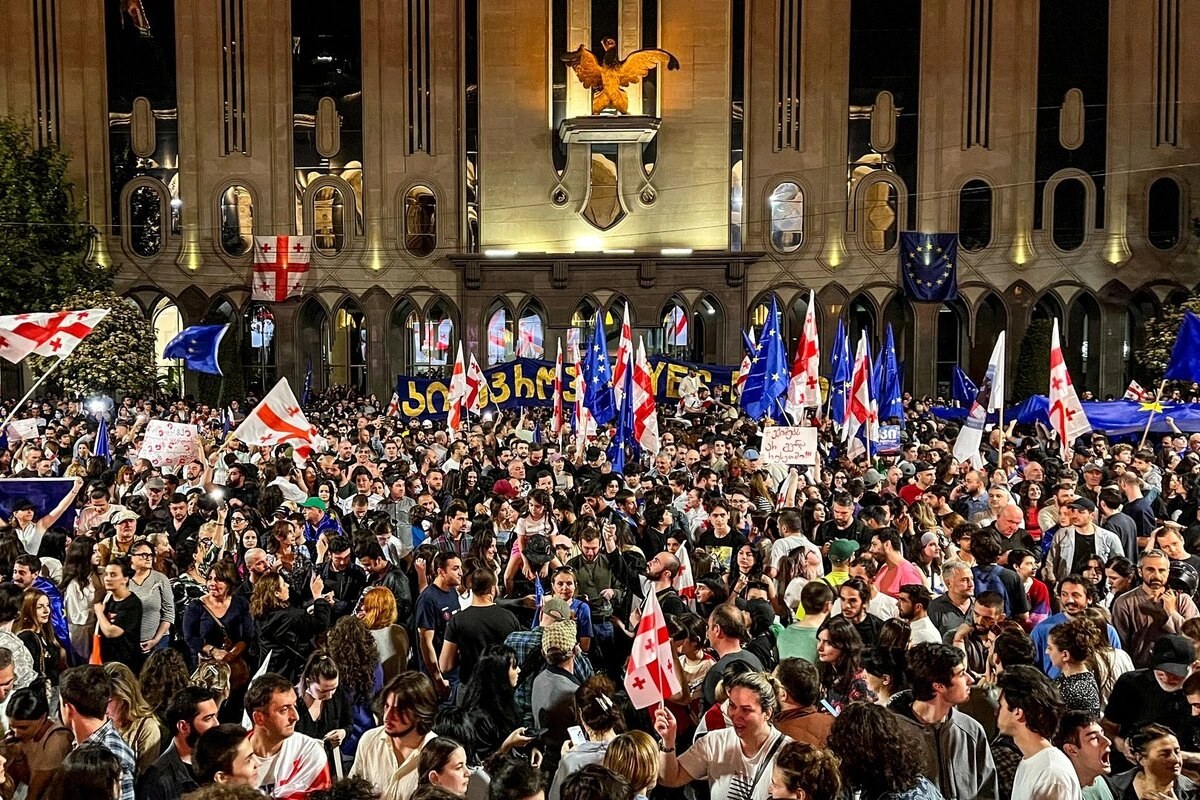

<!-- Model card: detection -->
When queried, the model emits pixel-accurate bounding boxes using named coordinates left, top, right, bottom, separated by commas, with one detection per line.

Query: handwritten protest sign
left=760, top=426, right=818, bottom=465
left=138, top=421, right=200, bottom=468
left=6, top=419, right=40, bottom=444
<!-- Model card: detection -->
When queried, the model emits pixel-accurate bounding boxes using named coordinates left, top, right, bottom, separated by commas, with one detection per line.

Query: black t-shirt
left=696, top=529, right=748, bottom=572
left=1104, top=668, right=1195, bottom=770
left=1071, top=531, right=1097, bottom=575
left=443, top=603, right=521, bottom=684
left=102, top=593, right=144, bottom=669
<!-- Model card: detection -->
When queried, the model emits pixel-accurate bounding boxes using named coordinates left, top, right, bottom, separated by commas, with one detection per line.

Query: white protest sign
left=138, top=420, right=199, bottom=468
left=6, top=419, right=40, bottom=443
left=760, top=426, right=819, bottom=465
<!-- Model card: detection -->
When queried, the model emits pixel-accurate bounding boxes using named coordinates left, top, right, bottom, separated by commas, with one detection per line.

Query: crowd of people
left=0, top=386, right=1197, bottom=800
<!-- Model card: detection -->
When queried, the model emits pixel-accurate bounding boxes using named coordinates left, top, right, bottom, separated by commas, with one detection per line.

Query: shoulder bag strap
left=748, top=733, right=786, bottom=794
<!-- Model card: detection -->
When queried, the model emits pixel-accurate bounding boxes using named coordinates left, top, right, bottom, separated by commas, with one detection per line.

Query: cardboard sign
left=138, top=420, right=200, bottom=468
left=877, top=424, right=902, bottom=454
left=760, top=426, right=819, bottom=465
left=6, top=419, right=40, bottom=443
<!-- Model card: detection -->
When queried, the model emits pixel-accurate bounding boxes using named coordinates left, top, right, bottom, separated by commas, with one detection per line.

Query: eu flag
left=879, top=323, right=904, bottom=420
left=94, top=415, right=111, bottom=465
left=582, top=313, right=616, bottom=426
left=163, top=324, right=230, bottom=375
left=952, top=366, right=978, bottom=406
left=830, top=319, right=851, bottom=427
left=1165, top=311, right=1200, bottom=384
left=900, top=232, right=959, bottom=302
left=740, top=294, right=789, bottom=420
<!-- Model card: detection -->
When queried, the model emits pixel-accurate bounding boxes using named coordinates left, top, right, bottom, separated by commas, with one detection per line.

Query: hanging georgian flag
left=465, top=353, right=485, bottom=414
left=232, top=378, right=323, bottom=463
left=613, top=305, right=633, bottom=410
left=385, top=392, right=400, bottom=418
left=552, top=339, right=565, bottom=436
left=446, top=343, right=468, bottom=433
left=632, top=337, right=660, bottom=455
left=1123, top=380, right=1150, bottom=402
left=436, top=319, right=453, bottom=351
left=786, top=290, right=821, bottom=419
left=844, top=334, right=875, bottom=460
left=517, top=316, right=544, bottom=358
left=1049, top=319, right=1091, bottom=461
left=487, top=314, right=508, bottom=363
left=623, top=588, right=681, bottom=709
left=566, top=328, right=581, bottom=363
left=0, top=309, right=110, bottom=362
left=251, top=236, right=311, bottom=303
left=667, top=307, right=688, bottom=346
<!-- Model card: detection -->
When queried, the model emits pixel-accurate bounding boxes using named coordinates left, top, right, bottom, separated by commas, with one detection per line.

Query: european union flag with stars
left=163, top=324, right=230, bottom=375
left=900, top=232, right=959, bottom=303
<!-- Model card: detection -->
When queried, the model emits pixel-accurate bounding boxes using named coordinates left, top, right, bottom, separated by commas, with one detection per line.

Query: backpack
left=972, top=564, right=1011, bottom=616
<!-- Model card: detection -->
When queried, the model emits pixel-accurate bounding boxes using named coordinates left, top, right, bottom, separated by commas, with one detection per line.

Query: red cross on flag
left=623, top=588, right=681, bottom=709
left=786, top=290, right=821, bottom=419
left=0, top=309, right=109, bottom=362
left=613, top=304, right=633, bottom=410
left=252, top=236, right=312, bottom=303
left=1049, top=318, right=1091, bottom=461
left=673, top=540, right=696, bottom=609
left=446, top=343, right=468, bottom=433
left=465, top=353, right=485, bottom=415
left=231, top=378, right=323, bottom=463
left=844, top=333, right=875, bottom=460
left=632, top=337, right=659, bottom=456
left=552, top=340, right=565, bottom=436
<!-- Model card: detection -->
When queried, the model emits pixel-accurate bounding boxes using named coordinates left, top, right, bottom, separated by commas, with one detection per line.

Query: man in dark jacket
left=315, top=536, right=367, bottom=617
left=138, top=687, right=221, bottom=800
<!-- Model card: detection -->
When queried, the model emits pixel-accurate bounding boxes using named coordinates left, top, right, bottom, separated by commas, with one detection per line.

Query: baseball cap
left=913, top=461, right=934, bottom=474
left=1073, top=441, right=1093, bottom=455
left=899, top=463, right=916, bottom=478
left=145, top=477, right=166, bottom=491
left=540, top=598, right=573, bottom=625
left=743, top=449, right=760, bottom=460
left=524, top=534, right=554, bottom=568
left=492, top=479, right=518, bottom=500
left=10, top=499, right=36, bottom=513
left=1082, top=462, right=1105, bottom=474
left=542, top=619, right=578, bottom=653
left=828, top=538, right=859, bottom=563
left=1066, top=497, right=1097, bottom=513
left=300, top=497, right=327, bottom=512
left=862, top=468, right=884, bottom=488
left=1151, top=634, right=1196, bottom=677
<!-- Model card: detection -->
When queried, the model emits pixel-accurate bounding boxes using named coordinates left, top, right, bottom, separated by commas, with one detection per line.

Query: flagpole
left=1139, top=379, right=1169, bottom=449
left=1, top=356, right=66, bottom=431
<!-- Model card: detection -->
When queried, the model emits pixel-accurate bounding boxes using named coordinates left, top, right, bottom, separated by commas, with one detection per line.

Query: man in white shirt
left=998, top=665, right=1083, bottom=800
left=1055, top=710, right=1114, bottom=800
left=898, top=584, right=942, bottom=645
left=351, top=672, right=440, bottom=800
left=245, top=674, right=331, bottom=799
left=767, top=509, right=823, bottom=580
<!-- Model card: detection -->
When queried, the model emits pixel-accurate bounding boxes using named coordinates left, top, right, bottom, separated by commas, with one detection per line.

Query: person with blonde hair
left=357, top=586, right=409, bottom=685
left=102, top=662, right=163, bottom=775
left=603, top=730, right=659, bottom=800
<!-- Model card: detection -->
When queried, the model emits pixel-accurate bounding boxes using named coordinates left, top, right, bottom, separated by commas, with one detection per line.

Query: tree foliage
left=29, top=290, right=157, bottom=396
left=0, top=117, right=112, bottom=314
left=1136, top=295, right=1200, bottom=385
left=1013, top=319, right=1052, bottom=401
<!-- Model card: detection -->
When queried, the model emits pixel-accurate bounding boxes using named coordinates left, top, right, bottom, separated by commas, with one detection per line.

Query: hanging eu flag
left=163, top=324, right=230, bottom=375
left=740, top=294, right=789, bottom=420
left=900, top=232, right=959, bottom=302
left=582, top=313, right=616, bottom=426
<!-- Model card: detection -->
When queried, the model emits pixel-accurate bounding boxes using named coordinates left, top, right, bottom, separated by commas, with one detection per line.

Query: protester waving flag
left=829, top=318, right=851, bottom=428
left=623, top=588, right=681, bottom=709
left=740, top=294, right=788, bottom=420
left=1049, top=319, right=1091, bottom=461
left=163, top=324, right=229, bottom=375
left=785, top=290, right=820, bottom=421
left=582, top=313, right=616, bottom=426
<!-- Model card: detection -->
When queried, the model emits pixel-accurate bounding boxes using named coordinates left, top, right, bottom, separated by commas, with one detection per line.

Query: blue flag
left=879, top=323, right=904, bottom=420
left=952, top=366, right=978, bottom=406
left=608, top=347, right=637, bottom=470
left=830, top=319, right=851, bottom=427
left=900, top=232, right=959, bottom=302
left=871, top=341, right=885, bottom=401
left=303, top=358, right=313, bottom=406
left=1165, top=311, right=1200, bottom=384
left=740, top=294, right=789, bottom=420
left=582, top=314, right=616, bottom=426
left=94, top=415, right=111, bottom=465
left=163, top=324, right=229, bottom=376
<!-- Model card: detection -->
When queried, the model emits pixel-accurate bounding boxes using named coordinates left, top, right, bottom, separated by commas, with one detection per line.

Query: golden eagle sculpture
left=562, top=37, right=680, bottom=115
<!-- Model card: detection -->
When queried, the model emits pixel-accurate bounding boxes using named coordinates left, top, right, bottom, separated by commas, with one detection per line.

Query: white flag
left=1049, top=319, right=1091, bottom=461
left=446, top=343, right=468, bottom=433
left=952, top=334, right=1004, bottom=468
left=232, top=378, right=322, bottom=462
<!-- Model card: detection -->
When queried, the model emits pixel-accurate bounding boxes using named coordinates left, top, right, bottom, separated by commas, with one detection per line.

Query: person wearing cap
left=9, top=476, right=83, bottom=556
left=898, top=461, right=937, bottom=506
left=1111, top=549, right=1198, bottom=669
left=300, top=497, right=343, bottom=552
left=1102, top=635, right=1198, bottom=773
left=1044, top=497, right=1127, bottom=586
left=503, top=598, right=592, bottom=728
left=98, top=508, right=143, bottom=567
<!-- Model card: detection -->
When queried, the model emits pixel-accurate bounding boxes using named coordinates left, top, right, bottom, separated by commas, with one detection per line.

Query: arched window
left=1125, top=291, right=1158, bottom=371
left=848, top=296, right=876, bottom=350
left=242, top=304, right=276, bottom=396
left=516, top=300, right=546, bottom=359
left=298, top=299, right=328, bottom=392
left=331, top=300, right=367, bottom=394
left=936, top=302, right=967, bottom=399
left=404, top=185, right=437, bottom=257
left=1067, top=294, right=1101, bottom=393
left=958, top=180, right=992, bottom=252
left=882, top=295, right=914, bottom=391
left=1051, top=178, right=1087, bottom=251
left=421, top=299, right=455, bottom=369
left=570, top=297, right=599, bottom=361
left=972, top=294, right=1007, bottom=378
left=219, top=185, right=254, bottom=256
left=661, top=298, right=688, bottom=356
left=604, top=297, right=630, bottom=353
left=485, top=301, right=514, bottom=365
left=692, top=295, right=724, bottom=364
left=390, top=298, right=418, bottom=373
left=1147, top=177, right=1182, bottom=250
left=128, top=183, right=163, bottom=257
left=769, top=182, right=803, bottom=253
left=152, top=298, right=183, bottom=394
left=312, top=185, right=348, bottom=255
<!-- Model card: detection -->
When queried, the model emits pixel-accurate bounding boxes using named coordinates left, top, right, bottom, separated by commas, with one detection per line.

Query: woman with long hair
left=50, top=745, right=122, bottom=800
left=15, top=588, right=65, bottom=707
left=863, top=646, right=910, bottom=706
left=1106, top=723, right=1197, bottom=800
left=548, top=675, right=626, bottom=800
left=266, top=520, right=312, bottom=602
left=325, top=615, right=382, bottom=757
left=816, top=617, right=874, bottom=712
left=1081, top=606, right=1134, bottom=706
left=1047, top=616, right=1104, bottom=716
left=457, top=644, right=523, bottom=762
left=416, top=737, right=473, bottom=797
left=357, top=586, right=410, bottom=685
left=138, top=648, right=191, bottom=721
left=1102, top=557, right=1136, bottom=609
left=1015, top=480, right=1045, bottom=543
left=59, top=536, right=102, bottom=662
left=798, top=499, right=826, bottom=539
left=250, top=572, right=331, bottom=683
left=906, top=532, right=945, bottom=594
left=828, top=700, right=943, bottom=799
left=725, top=543, right=776, bottom=605
left=467, top=530, right=502, bottom=577
left=102, top=662, right=162, bottom=775
left=293, top=651, right=350, bottom=753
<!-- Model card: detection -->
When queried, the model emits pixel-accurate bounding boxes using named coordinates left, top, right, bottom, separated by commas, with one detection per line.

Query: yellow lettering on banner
left=400, top=381, right=427, bottom=417
left=427, top=382, right=450, bottom=415
left=490, top=372, right=511, bottom=404
left=649, top=362, right=667, bottom=396
left=536, top=367, right=557, bottom=400
left=513, top=365, right=535, bottom=399
left=663, top=363, right=689, bottom=399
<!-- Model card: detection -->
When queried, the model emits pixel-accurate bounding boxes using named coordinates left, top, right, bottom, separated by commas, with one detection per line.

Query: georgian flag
left=1049, top=319, right=1091, bottom=461
left=251, top=236, right=311, bottom=303
left=844, top=334, right=875, bottom=460
left=1124, top=380, right=1150, bottom=402
left=623, top=588, right=681, bottom=709
left=447, top=343, right=468, bottom=433
left=0, top=309, right=109, bottom=362
left=613, top=305, right=633, bottom=410
left=786, top=290, right=821, bottom=418
left=552, top=340, right=565, bottom=436
left=465, top=353, right=485, bottom=414
left=517, top=316, right=544, bottom=358
left=673, top=543, right=696, bottom=610
left=232, top=378, right=323, bottom=463
left=632, top=337, right=659, bottom=455
left=667, top=307, right=688, bottom=346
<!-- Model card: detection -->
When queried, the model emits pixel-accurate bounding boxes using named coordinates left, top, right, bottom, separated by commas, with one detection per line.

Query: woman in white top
left=656, top=671, right=790, bottom=800
left=60, top=536, right=103, bottom=662
left=10, top=477, right=82, bottom=556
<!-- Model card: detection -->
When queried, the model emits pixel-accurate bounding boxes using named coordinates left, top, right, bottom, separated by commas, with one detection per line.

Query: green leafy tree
left=0, top=117, right=112, bottom=313
left=1136, top=295, right=1200, bottom=385
left=1012, top=319, right=1052, bottom=401
left=29, top=290, right=156, bottom=396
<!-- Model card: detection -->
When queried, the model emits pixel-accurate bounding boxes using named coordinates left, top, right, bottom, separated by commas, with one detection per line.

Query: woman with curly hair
left=768, top=741, right=843, bottom=800
left=325, top=615, right=382, bottom=757
left=103, top=662, right=163, bottom=775
left=1047, top=616, right=1105, bottom=716
left=138, top=647, right=191, bottom=721
left=816, top=617, right=875, bottom=712
left=250, top=572, right=331, bottom=682
left=828, top=701, right=944, bottom=800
